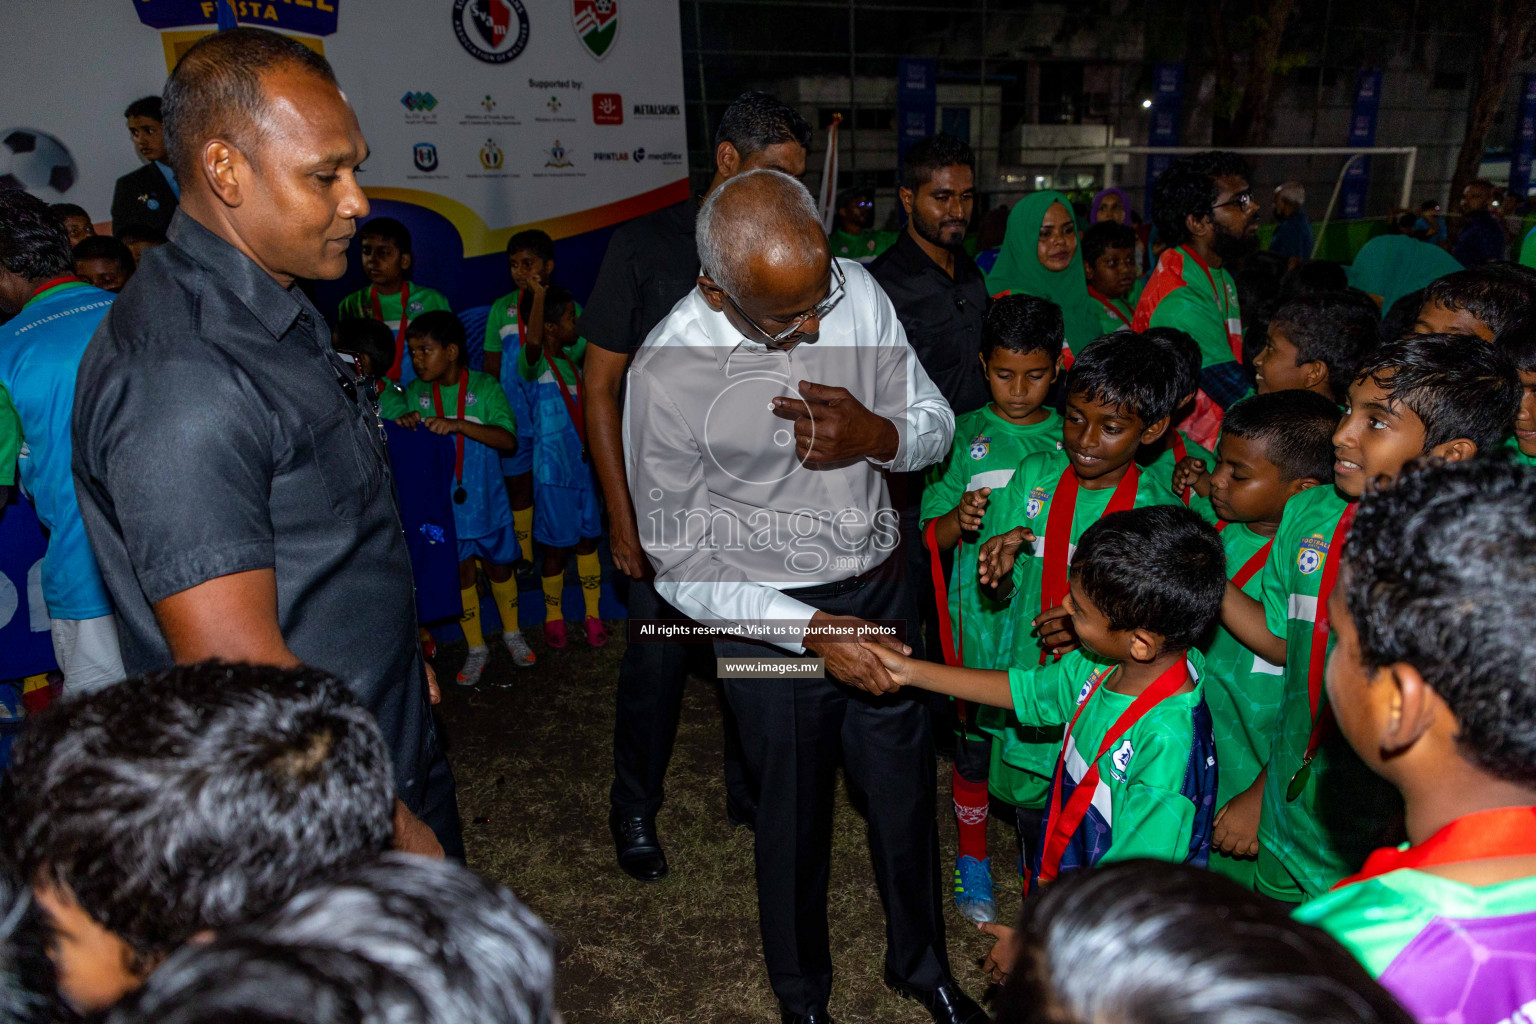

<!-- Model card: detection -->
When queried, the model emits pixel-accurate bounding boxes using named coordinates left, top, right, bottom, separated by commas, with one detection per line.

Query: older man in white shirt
left=624, top=170, right=982, bottom=1024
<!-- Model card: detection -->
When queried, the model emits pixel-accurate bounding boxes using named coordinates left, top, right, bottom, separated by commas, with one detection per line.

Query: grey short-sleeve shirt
left=71, top=211, right=437, bottom=805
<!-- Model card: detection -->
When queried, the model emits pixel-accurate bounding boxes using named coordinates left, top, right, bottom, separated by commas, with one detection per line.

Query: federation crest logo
left=1111, top=739, right=1134, bottom=776
left=573, top=0, right=618, bottom=59
left=968, top=434, right=990, bottom=460
left=545, top=140, right=573, bottom=168
left=1297, top=533, right=1328, bottom=575
left=413, top=143, right=438, bottom=172
left=1026, top=485, right=1048, bottom=520
left=479, top=139, right=504, bottom=169
left=453, top=0, right=531, bottom=65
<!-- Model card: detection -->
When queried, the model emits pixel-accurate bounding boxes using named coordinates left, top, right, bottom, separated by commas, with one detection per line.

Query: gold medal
left=1285, top=758, right=1313, bottom=802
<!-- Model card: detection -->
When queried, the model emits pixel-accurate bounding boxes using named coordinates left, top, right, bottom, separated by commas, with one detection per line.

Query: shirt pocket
left=307, top=408, right=380, bottom=521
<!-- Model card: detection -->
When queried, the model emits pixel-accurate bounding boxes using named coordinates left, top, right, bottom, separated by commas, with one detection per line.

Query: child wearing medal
left=1216, top=335, right=1521, bottom=902
left=1081, top=221, right=1139, bottom=335
left=1293, top=459, right=1536, bottom=1024
left=1171, top=390, right=1337, bottom=888
left=338, top=218, right=451, bottom=384
left=516, top=285, right=607, bottom=651
left=382, top=311, right=534, bottom=685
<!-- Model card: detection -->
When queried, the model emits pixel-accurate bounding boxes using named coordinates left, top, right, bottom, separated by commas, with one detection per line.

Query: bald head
left=697, top=169, right=828, bottom=301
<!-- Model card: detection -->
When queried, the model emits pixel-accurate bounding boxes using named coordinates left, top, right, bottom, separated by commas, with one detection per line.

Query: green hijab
left=986, top=190, right=1103, bottom=355
left=1347, top=234, right=1463, bottom=314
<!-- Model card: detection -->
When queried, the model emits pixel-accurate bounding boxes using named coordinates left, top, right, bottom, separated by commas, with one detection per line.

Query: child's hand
left=1032, top=605, right=1079, bottom=656
left=957, top=487, right=991, bottom=532
left=395, top=412, right=422, bottom=429
left=977, top=922, right=1021, bottom=986
left=1173, top=456, right=1212, bottom=498
left=978, top=526, right=1034, bottom=587
left=422, top=416, right=458, bottom=436
left=856, top=637, right=912, bottom=689
left=1212, top=774, right=1264, bottom=858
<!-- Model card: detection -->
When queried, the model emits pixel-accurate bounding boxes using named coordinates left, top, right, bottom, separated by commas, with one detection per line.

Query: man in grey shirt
left=624, top=170, right=983, bottom=1024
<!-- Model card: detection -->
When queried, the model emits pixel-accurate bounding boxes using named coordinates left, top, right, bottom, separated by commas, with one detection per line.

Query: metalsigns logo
left=545, top=140, right=573, bottom=168
left=480, top=139, right=504, bottom=169
left=401, top=91, right=439, bottom=112
left=573, top=0, right=617, bottom=59
left=592, top=93, right=623, bottom=125
left=413, top=142, right=439, bottom=172
left=632, top=102, right=680, bottom=118
left=453, top=0, right=530, bottom=64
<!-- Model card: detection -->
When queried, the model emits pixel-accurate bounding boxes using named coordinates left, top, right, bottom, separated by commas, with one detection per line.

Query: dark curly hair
left=1150, top=151, right=1251, bottom=246
left=0, top=186, right=72, bottom=280
left=1351, top=333, right=1519, bottom=452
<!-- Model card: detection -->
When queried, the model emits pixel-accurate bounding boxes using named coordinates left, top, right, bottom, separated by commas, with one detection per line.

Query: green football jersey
left=338, top=283, right=451, bottom=331
left=1258, top=484, right=1402, bottom=898
left=1505, top=435, right=1536, bottom=468
left=829, top=229, right=897, bottom=264
left=394, top=371, right=515, bottom=432
left=1089, top=292, right=1134, bottom=335
left=1146, top=429, right=1217, bottom=523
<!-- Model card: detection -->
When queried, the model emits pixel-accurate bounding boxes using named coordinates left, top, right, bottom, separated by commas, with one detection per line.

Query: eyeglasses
left=1213, top=190, right=1257, bottom=213
left=723, top=261, right=847, bottom=344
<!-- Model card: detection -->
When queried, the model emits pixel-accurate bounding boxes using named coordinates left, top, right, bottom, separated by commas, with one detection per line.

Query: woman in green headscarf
left=1348, top=231, right=1463, bottom=315
left=985, top=190, right=1104, bottom=361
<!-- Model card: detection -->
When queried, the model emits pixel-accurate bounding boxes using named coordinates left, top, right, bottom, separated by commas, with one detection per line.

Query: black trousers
left=717, top=573, right=950, bottom=1014
left=610, top=575, right=755, bottom=822
left=417, top=730, right=466, bottom=861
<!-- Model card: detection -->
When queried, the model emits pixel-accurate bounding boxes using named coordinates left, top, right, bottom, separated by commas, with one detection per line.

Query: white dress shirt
left=623, top=258, right=954, bottom=652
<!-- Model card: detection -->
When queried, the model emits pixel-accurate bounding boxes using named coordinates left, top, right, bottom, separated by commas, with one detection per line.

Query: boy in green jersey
left=1293, top=460, right=1536, bottom=1024
left=1217, top=334, right=1521, bottom=901
left=381, top=312, right=531, bottom=684
left=1174, top=390, right=1337, bottom=886
left=338, top=218, right=451, bottom=384
left=1252, top=293, right=1379, bottom=404
left=1412, top=265, right=1536, bottom=342
left=1141, top=326, right=1216, bottom=520
left=921, top=294, right=1064, bottom=924
left=483, top=229, right=557, bottom=571
left=1081, top=221, right=1138, bottom=334
left=827, top=187, right=897, bottom=264
left=1496, top=319, right=1536, bottom=468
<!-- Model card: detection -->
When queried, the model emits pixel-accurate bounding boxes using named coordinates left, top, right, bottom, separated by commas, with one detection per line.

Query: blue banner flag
left=1341, top=69, right=1383, bottom=220
left=132, top=0, right=340, bottom=36
left=897, top=57, right=937, bottom=165
left=1510, top=74, right=1536, bottom=199
left=1143, top=63, right=1184, bottom=220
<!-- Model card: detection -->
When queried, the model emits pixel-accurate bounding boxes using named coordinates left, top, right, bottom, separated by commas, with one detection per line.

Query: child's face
left=508, top=249, right=552, bottom=290
left=544, top=305, right=579, bottom=348
left=61, top=216, right=94, bottom=246
left=1084, top=245, right=1136, bottom=299
left=1062, top=391, right=1165, bottom=482
left=360, top=234, right=410, bottom=288
left=1253, top=322, right=1323, bottom=396
left=1514, top=368, right=1536, bottom=456
left=32, top=882, right=144, bottom=1013
left=75, top=257, right=131, bottom=293
left=1332, top=373, right=1428, bottom=498
left=1414, top=300, right=1494, bottom=342
left=1037, top=202, right=1078, bottom=272
left=1209, top=432, right=1312, bottom=525
left=1061, top=579, right=1143, bottom=663
left=407, top=333, right=457, bottom=384
left=981, top=347, right=1057, bottom=423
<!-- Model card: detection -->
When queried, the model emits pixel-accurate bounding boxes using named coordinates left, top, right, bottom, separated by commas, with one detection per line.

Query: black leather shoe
left=780, top=1009, right=834, bottom=1024
left=884, top=971, right=987, bottom=1024
left=610, top=810, right=668, bottom=882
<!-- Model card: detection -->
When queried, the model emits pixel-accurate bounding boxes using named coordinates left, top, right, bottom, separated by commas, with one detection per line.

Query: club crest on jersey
left=418, top=395, right=433, bottom=410
left=1026, top=485, right=1049, bottom=519
left=969, top=434, right=991, bottom=460
left=1110, top=739, right=1134, bottom=778
left=1297, top=533, right=1328, bottom=575
left=408, top=299, right=426, bottom=315
left=465, top=391, right=478, bottom=406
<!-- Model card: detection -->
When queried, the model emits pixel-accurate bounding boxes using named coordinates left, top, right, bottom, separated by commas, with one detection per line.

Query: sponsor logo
left=480, top=138, right=504, bottom=169
left=592, top=150, right=630, bottom=161
left=633, top=101, right=681, bottom=117
left=573, top=0, right=617, bottom=59
left=481, top=94, right=497, bottom=112
left=459, top=95, right=521, bottom=127
left=546, top=95, right=562, bottom=113
left=593, top=92, right=623, bottom=125
left=401, top=91, right=439, bottom=112
left=1297, top=533, right=1328, bottom=575
left=453, top=0, right=530, bottom=65
left=545, top=140, right=573, bottom=168
left=1111, top=739, right=1134, bottom=777
left=633, top=147, right=684, bottom=165
left=968, top=435, right=990, bottom=460
left=413, top=142, right=438, bottom=172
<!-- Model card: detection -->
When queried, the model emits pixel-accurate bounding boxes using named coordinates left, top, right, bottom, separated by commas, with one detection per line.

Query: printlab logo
left=480, top=139, right=504, bottom=170
left=572, top=0, right=617, bottom=59
left=593, top=150, right=629, bottom=161
left=413, top=142, right=438, bottom=172
left=453, top=0, right=531, bottom=64
left=545, top=140, right=573, bottom=168
left=401, top=91, right=438, bottom=112
left=592, top=93, right=623, bottom=125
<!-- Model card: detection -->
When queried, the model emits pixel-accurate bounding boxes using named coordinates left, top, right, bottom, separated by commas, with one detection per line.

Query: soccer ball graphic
left=0, top=129, right=77, bottom=201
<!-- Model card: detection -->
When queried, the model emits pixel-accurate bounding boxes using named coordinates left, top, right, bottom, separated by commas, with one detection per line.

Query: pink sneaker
left=584, top=617, right=611, bottom=647
left=544, top=619, right=568, bottom=649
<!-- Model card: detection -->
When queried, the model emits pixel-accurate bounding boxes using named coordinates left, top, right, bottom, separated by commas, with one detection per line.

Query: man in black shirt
left=73, top=29, right=457, bottom=857
left=582, top=92, right=810, bottom=882
left=110, top=96, right=179, bottom=236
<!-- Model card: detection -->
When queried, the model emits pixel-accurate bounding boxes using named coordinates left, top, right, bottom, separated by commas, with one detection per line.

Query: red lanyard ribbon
left=1177, top=246, right=1242, bottom=363
left=924, top=518, right=964, bottom=667
left=1334, top=806, right=1536, bottom=889
left=1038, top=658, right=1192, bottom=883
left=370, top=281, right=411, bottom=381
left=1042, top=465, right=1140, bottom=617
left=1287, top=503, right=1356, bottom=801
left=1215, top=521, right=1272, bottom=588
left=545, top=350, right=586, bottom=449
left=431, top=368, right=469, bottom=491
left=1087, top=286, right=1132, bottom=328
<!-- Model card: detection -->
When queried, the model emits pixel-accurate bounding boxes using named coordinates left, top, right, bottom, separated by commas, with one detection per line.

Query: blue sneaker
left=953, top=855, right=997, bottom=923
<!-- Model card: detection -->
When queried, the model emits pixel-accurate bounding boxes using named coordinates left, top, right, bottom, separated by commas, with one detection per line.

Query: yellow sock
left=489, top=574, right=520, bottom=635
left=459, top=584, right=485, bottom=648
left=514, top=505, right=533, bottom=559
left=577, top=550, right=602, bottom=620
left=541, top=572, right=564, bottom=623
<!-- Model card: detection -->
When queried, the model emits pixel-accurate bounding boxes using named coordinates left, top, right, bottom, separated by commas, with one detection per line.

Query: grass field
left=431, top=628, right=1019, bottom=1023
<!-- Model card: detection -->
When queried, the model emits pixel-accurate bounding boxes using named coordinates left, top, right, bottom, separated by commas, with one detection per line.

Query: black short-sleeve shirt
left=72, top=211, right=437, bottom=807
left=579, top=198, right=700, bottom=356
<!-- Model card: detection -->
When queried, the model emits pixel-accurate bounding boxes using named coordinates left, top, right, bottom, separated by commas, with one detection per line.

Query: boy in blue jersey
left=0, top=188, right=123, bottom=693
left=865, top=504, right=1223, bottom=888
left=518, top=286, right=606, bottom=650
left=381, top=311, right=532, bottom=684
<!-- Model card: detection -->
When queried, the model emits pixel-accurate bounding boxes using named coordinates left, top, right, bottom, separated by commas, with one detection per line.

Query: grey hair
left=696, top=168, right=822, bottom=296
left=1275, top=181, right=1305, bottom=207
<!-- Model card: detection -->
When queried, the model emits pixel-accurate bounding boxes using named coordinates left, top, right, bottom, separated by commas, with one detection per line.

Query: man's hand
left=395, top=412, right=422, bottom=429
left=978, top=526, right=1035, bottom=588
left=1032, top=605, right=1078, bottom=656
left=422, top=416, right=458, bottom=436
left=1212, top=771, right=1264, bottom=858
left=978, top=922, right=1021, bottom=986
left=804, top=611, right=909, bottom=696
left=771, top=381, right=899, bottom=464
left=425, top=661, right=440, bottom=705
left=609, top=514, right=650, bottom=580
left=957, top=487, right=990, bottom=533
left=1172, top=456, right=1212, bottom=498
left=393, top=799, right=445, bottom=858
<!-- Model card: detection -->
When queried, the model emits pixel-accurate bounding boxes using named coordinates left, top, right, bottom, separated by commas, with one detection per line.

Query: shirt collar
left=167, top=210, right=306, bottom=339
left=696, top=290, right=771, bottom=370
left=892, top=227, right=979, bottom=282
